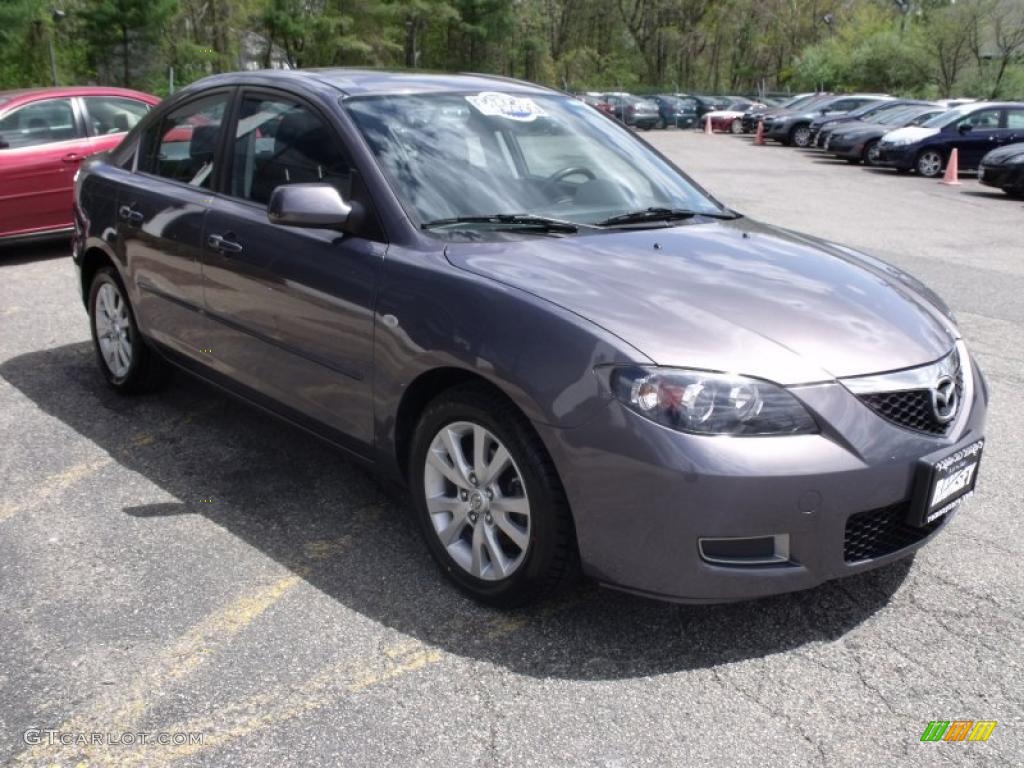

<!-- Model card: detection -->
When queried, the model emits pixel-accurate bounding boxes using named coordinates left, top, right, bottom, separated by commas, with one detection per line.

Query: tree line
left=1, top=0, right=1022, bottom=98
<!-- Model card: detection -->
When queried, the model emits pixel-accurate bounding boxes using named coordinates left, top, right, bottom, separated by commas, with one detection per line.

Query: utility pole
left=49, top=9, right=66, bottom=86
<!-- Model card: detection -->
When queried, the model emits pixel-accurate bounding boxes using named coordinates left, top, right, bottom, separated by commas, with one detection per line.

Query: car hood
left=445, top=218, right=956, bottom=385
left=981, top=142, right=1024, bottom=164
left=881, top=125, right=939, bottom=144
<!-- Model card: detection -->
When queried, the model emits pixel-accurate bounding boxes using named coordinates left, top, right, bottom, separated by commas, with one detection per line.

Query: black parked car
left=978, top=142, right=1024, bottom=197
left=826, top=105, right=944, bottom=165
left=811, top=99, right=932, bottom=147
left=742, top=92, right=819, bottom=133
left=876, top=102, right=1024, bottom=177
left=651, top=95, right=697, bottom=129
left=767, top=94, right=889, bottom=147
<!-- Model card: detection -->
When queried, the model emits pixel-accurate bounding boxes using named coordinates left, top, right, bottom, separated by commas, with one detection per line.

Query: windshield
left=344, top=91, right=725, bottom=231
left=922, top=107, right=973, bottom=128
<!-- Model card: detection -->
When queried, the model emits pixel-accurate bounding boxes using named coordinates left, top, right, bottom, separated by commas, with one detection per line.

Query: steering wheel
left=541, top=166, right=597, bottom=203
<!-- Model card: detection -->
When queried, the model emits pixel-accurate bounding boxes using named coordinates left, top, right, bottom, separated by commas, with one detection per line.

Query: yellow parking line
left=0, top=455, right=113, bottom=523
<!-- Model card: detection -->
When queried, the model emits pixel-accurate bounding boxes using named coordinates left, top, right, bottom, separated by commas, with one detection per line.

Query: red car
left=0, top=86, right=159, bottom=243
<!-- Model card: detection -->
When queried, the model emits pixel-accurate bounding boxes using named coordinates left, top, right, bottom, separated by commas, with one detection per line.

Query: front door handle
left=62, top=152, right=84, bottom=163
left=117, top=205, right=143, bottom=225
left=207, top=233, right=243, bottom=254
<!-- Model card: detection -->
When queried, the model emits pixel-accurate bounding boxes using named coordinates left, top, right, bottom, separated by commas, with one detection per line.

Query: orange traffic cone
left=941, top=148, right=961, bottom=185
left=754, top=120, right=765, bottom=145
left=704, top=114, right=713, bottom=135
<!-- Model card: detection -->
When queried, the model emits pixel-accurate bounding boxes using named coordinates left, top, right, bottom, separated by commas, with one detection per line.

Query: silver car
left=73, top=69, right=987, bottom=607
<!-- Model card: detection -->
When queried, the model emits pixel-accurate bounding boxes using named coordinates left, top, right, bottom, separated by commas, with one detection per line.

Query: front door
left=0, top=97, right=91, bottom=237
left=200, top=90, right=384, bottom=446
left=119, top=91, right=232, bottom=355
left=949, top=107, right=1004, bottom=169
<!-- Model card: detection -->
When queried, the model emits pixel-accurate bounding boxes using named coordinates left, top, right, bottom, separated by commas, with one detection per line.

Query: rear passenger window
left=139, top=94, right=228, bottom=188
left=0, top=98, right=77, bottom=149
left=83, top=96, right=149, bottom=135
left=1006, top=110, right=1024, bottom=130
left=230, top=95, right=352, bottom=205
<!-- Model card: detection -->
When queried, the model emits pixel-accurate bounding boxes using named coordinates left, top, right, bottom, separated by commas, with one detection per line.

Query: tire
left=658, top=118, right=667, bottom=130
left=730, top=118, right=743, bottom=134
left=790, top=124, right=812, bottom=148
left=916, top=149, right=944, bottom=178
left=1003, top=188, right=1024, bottom=200
left=863, top=140, right=881, bottom=167
left=88, top=266, right=170, bottom=394
left=408, top=384, right=577, bottom=607
left=845, top=158, right=861, bottom=165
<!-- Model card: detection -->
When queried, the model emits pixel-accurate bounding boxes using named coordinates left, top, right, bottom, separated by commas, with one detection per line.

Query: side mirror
left=957, top=123, right=973, bottom=134
left=267, top=183, right=353, bottom=230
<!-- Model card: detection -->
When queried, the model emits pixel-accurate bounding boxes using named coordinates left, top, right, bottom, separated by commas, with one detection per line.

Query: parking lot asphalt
left=1, top=130, right=1022, bottom=767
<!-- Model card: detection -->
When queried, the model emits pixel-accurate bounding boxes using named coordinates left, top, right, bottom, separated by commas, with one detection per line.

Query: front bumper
left=979, top=163, right=1024, bottom=191
left=535, top=357, right=988, bottom=603
left=876, top=144, right=916, bottom=170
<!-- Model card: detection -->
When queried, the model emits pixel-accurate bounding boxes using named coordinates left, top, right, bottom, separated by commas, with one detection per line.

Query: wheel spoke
left=440, top=427, right=471, bottom=483
left=472, top=425, right=488, bottom=478
left=492, top=509, right=529, bottom=551
left=435, top=509, right=469, bottom=547
left=426, top=448, right=465, bottom=489
left=492, top=494, right=528, bottom=517
left=469, top=524, right=487, bottom=578
left=482, top=444, right=511, bottom=485
left=482, top=525, right=509, bottom=578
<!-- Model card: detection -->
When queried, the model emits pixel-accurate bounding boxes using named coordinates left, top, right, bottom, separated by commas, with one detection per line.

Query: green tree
left=78, top=0, right=179, bottom=88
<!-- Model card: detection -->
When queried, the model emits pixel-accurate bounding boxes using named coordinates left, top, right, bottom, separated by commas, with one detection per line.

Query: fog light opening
left=699, top=534, right=791, bottom=566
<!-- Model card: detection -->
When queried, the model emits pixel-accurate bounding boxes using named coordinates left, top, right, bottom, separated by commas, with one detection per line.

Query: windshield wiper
left=421, top=214, right=590, bottom=233
left=597, top=207, right=739, bottom=227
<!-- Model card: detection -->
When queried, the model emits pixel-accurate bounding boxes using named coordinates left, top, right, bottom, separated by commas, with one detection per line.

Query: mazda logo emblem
left=931, top=375, right=958, bottom=423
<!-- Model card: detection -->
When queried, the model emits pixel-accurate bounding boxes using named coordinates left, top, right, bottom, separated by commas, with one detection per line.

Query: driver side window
left=958, top=109, right=1001, bottom=130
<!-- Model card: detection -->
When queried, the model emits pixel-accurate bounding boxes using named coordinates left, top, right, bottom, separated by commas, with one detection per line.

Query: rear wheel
left=790, top=124, right=812, bottom=147
left=730, top=118, right=743, bottom=134
left=88, top=267, right=170, bottom=393
left=409, top=385, right=576, bottom=607
left=863, top=139, right=881, bottom=166
left=916, top=149, right=944, bottom=178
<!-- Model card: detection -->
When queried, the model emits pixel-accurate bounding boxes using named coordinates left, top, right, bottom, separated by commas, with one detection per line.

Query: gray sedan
left=73, top=69, right=987, bottom=606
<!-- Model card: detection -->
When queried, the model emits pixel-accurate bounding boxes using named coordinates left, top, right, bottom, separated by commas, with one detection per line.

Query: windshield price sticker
left=466, top=92, right=547, bottom=122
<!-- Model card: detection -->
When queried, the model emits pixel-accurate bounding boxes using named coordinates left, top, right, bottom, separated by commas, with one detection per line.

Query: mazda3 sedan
left=73, top=70, right=988, bottom=607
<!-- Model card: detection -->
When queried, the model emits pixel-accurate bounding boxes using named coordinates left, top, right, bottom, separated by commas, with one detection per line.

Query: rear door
left=118, top=90, right=232, bottom=355
left=199, top=88, right=385, bottom=445
left=1001, top=107, right=1024, bottom=147
left=0, top=97, right=91, bottom=237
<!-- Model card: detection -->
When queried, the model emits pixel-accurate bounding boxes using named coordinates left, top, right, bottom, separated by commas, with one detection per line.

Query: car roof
left=0, top=85, right=158, bottom=111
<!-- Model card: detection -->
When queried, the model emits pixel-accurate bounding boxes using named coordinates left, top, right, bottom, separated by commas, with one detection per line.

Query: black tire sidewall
left=408, top=393, right=566, bottom=605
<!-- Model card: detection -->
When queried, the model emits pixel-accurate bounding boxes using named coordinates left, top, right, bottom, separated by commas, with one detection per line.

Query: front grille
left=857, top=362, right=963, bottom=435
left=844, top=502, right=944, bottom=562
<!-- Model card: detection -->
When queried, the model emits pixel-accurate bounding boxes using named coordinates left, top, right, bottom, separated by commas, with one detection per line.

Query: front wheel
left=409, top=385, right=577, bottom=607
left=730, top=118, right=743, bottom=134
left=916, top=149, right=944, bottom=178
left=790, top=124, right=812, bottom=147
left=88, top=267, right=170, bottom=393
left=863, top=140, right=881, bottom=167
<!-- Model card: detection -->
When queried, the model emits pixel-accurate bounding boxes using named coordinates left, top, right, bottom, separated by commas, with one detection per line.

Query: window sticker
left=465, top=92, right=547, bottom=122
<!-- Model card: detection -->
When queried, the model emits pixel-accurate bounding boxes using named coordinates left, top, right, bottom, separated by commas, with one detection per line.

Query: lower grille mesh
left=844, top=502, right=945, bottom=562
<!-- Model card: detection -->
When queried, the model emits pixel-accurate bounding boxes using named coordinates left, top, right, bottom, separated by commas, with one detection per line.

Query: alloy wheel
left=94, top=282, right=133, bottom=378
left=865, top=141, right=881, bottom=166
left=422, top=421, right=531, bottom=581
left=792, top=125, right=811, bottom=147
left=917, top=150, right=943, bottom=178
left=730, top=118, right=743, bottom=134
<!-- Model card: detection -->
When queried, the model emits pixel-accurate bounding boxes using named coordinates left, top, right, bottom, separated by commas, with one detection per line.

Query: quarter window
left=0, top=99, right=77, bottom=149
left=230, top=95, right=353, bottom=205
left=83, top=96, right=149, bottom=136
left=139, top=94, right=228, bottom=188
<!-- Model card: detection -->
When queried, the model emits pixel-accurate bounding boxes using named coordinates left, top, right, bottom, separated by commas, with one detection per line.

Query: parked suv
left=603, top=94, right=659, bottom=130
left=0, top=86, right=159, bottom=243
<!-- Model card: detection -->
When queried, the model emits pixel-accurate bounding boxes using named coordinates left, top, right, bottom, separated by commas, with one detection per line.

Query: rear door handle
left=117, top=205, right=143, bottom=225
left=62, top=152, right=84, bottom=163
left=207, top=233, right=243, bottom=254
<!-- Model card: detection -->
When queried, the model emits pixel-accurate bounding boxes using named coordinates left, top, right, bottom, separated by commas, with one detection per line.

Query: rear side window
left=139, top=94, right=228, bottom=188
left=83, top=96, right=150, bottom=136
left=0, top=98, right=77, bottom=149
left=1005, top=110, right=1024, bottom=130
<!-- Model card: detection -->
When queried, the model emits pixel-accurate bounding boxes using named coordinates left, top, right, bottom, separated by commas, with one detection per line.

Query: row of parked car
left=755, top=92, right=1024, bottom=197
left=577, top=91, right=776, bottom=132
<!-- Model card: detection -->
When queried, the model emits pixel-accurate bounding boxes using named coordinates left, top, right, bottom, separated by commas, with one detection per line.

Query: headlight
left=885, top=137, right=914, bottom=147
left=607, top=367, right=818, bottom=436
